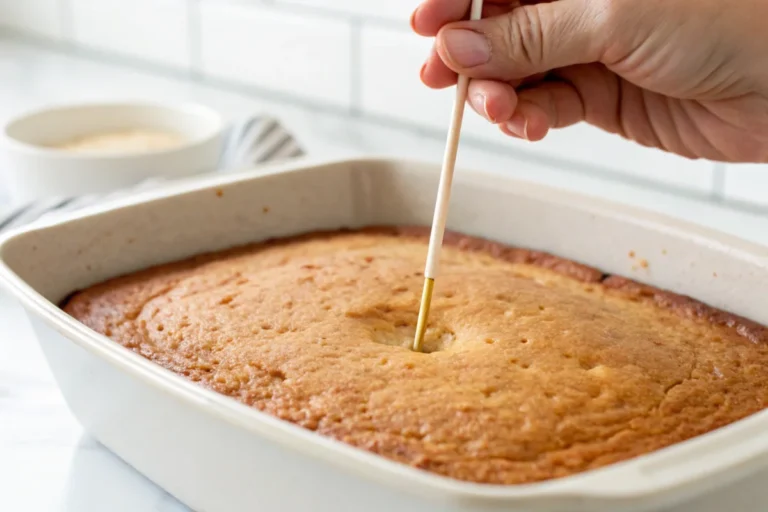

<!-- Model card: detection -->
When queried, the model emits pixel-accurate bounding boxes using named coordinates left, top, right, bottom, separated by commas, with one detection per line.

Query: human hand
left=411, top=0, right=768, bottom=163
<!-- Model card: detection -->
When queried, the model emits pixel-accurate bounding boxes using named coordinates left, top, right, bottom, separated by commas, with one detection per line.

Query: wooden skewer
left=413, top=0, right=485, bottom=352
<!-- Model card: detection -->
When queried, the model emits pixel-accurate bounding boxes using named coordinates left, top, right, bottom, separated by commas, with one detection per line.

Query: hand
left=411, top=0, right=768, bottom=163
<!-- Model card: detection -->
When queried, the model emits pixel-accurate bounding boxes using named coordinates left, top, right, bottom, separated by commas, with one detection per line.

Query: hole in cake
left=219, top=296, right=234, bottom=306
left=538, top=305, right=546, bottom=311
left=481, top=386, right=498, bottom=398
left=350, top=307, right=457, bottom=352
left=521, top=362, right=531, bottom=369
left=402, top=428, right=425, bottom=441
left=443, top=291, right=455, bottom=298
left=375, top=324, right=456, bottom=353
left=485, top=338, right=495, bottom=345
left=392, top=285, right=409, bottom=294
left=156, top=324, right=165, bottom=332
left=364, top=256, right=374, bottom=263
left=261, top=323, right=273, bottom=330
left=520, top=338, right=529, bottom=344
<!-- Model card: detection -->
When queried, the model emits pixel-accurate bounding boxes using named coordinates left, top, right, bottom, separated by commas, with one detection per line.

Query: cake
left=61, top=226, right=768, bottom=485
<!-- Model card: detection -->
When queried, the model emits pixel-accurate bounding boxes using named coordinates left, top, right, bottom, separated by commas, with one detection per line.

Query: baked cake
left=61, top=227, right=768, bottom=485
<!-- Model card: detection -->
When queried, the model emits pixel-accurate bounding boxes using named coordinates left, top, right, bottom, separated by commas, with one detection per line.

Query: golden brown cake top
left=62, top=227, right=768, bottom=485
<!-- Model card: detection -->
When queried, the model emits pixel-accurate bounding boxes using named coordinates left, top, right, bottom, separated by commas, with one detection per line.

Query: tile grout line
left=186, top=0, right=203, bottom=78
left=711, top=162, right=728, bottom=202
left=267, top=1, right=411, bottom=30
left=57, top=0, right=74, bottom=41
left=348, top=18, right=363, bottom=117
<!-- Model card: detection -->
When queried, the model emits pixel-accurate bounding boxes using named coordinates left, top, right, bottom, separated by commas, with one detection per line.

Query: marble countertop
left=2, top=36, right=768, bottom=511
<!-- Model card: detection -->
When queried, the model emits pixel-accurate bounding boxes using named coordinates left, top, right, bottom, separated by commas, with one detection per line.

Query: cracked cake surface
left=61, top=226, right=768, bottom=484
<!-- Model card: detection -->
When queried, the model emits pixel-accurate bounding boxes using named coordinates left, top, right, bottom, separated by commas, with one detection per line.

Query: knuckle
left=591, top=0, right=635, bottom=59
left=497, top=7, right=546, bottom=69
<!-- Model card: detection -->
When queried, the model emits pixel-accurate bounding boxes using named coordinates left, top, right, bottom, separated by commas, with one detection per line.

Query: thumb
left=435, top=0, right=605, bottom=80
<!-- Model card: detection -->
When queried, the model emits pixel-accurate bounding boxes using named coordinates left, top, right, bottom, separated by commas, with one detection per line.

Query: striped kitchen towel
left=0, top=115, right=304, bottom=233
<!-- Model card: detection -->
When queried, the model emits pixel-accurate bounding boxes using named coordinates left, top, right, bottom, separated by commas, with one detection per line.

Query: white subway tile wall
left=70, top=0, right=191, bottom=69
left=0, top=0, right=765, bottom=205
left=199, top=1, right=352, bottom=107
left=0, top=0, right=63, bottom=40
left=724, top=164, right=768, bottom=207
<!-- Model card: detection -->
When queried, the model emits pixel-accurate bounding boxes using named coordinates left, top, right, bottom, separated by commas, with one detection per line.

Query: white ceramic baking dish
left=1, top=157, right=768, bottom=512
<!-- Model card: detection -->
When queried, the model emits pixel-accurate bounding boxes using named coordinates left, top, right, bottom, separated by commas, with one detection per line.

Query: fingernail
left=506, top=115, right=527, bottom=139
left=442, top=29, right=491, bottom=68
left=469, top=93, right=489, bottom=120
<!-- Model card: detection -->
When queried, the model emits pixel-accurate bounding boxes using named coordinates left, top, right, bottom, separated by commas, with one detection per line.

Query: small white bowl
left=1, top=102, right=225, bottom=204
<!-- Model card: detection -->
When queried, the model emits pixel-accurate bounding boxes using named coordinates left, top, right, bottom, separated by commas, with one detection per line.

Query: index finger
left=411, top=0, right=517, bottom=36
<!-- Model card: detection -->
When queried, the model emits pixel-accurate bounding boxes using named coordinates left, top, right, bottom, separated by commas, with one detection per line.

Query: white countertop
left=2, top=36, right=768, bottom=512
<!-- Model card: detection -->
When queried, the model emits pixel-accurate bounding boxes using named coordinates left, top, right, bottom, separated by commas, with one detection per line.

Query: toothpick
left=413, top=0, right=485, bottom=352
